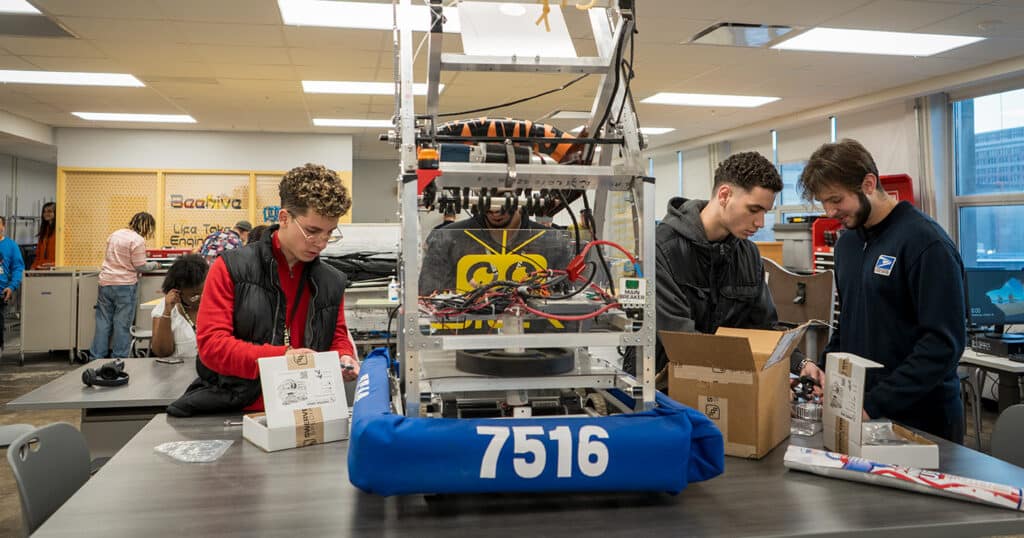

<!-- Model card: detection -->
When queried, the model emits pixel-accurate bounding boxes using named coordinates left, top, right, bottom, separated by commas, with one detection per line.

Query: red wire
left=515, top=299, right=620, bottom=321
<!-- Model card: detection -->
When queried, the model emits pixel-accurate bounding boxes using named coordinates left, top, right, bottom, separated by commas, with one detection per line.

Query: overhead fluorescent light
left=278, top=0, right=461, bottom=32
left=0, top=0, right=40, bottom=14
left=313, top=118, right=392, bottom=127
left=640, top=127, right=675, bottom=135
left=302, top=80, right=442, bottom=95
left=0, top=70, right=144, bottom=87
left=772, top=27, right=984, bottom=56
left=72, top=112, right=196, bottom=123
left=550, top=110, right=592, bottom=120
left=641, top=92, right=779, bottom=108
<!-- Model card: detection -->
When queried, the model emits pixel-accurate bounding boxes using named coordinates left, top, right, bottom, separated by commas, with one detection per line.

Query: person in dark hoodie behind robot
left=625, top=151, right=820, bottom=388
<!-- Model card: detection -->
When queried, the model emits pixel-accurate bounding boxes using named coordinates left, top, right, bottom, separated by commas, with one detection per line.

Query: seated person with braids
left=151, top=254, right=207, bottom=360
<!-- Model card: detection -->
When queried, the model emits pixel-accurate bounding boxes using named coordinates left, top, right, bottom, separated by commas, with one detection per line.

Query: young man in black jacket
left=633, top=152, right=816, bottom=381
left=799, top=139, right=965, bottom=443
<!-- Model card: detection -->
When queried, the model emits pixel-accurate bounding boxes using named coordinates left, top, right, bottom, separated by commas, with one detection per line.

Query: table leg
left=997, top=373, right=1021, bottom=412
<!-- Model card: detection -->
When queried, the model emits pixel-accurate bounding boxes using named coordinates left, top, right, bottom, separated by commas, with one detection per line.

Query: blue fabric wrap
left=348, top=349, right=724, bottom=496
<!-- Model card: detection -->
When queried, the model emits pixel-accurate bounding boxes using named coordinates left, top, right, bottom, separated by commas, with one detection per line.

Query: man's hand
left=800, top=361, right=825, bottom=398
left=2, top=288, right=12, bottom=303
left=340, top=355, right=360, bottom=382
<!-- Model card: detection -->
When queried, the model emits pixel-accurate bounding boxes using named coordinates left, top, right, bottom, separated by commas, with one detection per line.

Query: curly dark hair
left=161, top=253, right=208, bottom=294
left=713, top=151, right=783, bottom=192
left=280, top=163, right=352, bottom=218
left=798, top=139, right=880, bottom=202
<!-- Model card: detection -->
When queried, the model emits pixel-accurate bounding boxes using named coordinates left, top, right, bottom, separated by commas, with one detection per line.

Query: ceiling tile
left=191, top=44, right=291, bottom=65
left=178, top=22, right=286, bottom=47
left=33, top=0, right=163, bottom=19
left=209, top=63, right=295, bottom=80
left=22, top=56, right=126, bottom=71
left=0, top=36, right=105, bottom=57
left=153, top=0, right=282, bottom=25
left=58, top=17, right=184, bottom=41
left=822, top=0, right=973, bottom=31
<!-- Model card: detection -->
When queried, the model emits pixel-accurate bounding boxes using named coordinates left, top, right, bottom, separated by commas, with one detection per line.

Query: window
left=953, top=88, right=1024, bottom=268
left=958, top=205, right=1024, bottom=269
left=779, top=161, right=807, bottom=206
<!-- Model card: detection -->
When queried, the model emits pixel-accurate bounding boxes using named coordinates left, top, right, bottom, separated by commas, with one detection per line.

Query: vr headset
left=82, top=358, right=130, bottom=388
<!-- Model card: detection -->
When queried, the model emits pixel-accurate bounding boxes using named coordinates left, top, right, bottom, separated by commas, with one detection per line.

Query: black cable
left=585, top=24, right=626, bottom=164
left=615, top=29, right=636, bottom=126
left=438, top=73, right=589, bottom=118
left=384, top=305, right=399, bottom=352
left=581, top=193, right=616, bottom=297
left=536, top=261, right=599, bottom=301
left=555, top=189, right=581, bottom=256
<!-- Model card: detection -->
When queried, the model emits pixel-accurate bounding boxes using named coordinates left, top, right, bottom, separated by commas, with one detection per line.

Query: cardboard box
left=242, top=351, right=350, bottom=452
left=662, top=324, right=808, bottom=459
left=823, top=352, right=939, bottom=469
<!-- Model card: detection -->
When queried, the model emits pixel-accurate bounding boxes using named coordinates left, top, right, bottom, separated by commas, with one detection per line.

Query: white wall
left=650, top=151, right=679, bottom=217
left=0, top=154, right=57, bottom=243
left=682, top=146, right=712, bottom=202
left=55, top=128, right=353, bottom=171
left=352, top=159, right=399, bottom=223
left=838, top=100, right=920, bottom=181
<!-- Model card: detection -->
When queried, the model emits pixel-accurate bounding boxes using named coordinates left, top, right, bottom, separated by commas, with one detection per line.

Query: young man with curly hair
left=627, top=152, right=808, bottom=382
left=169, top=163, right=358, bottom=415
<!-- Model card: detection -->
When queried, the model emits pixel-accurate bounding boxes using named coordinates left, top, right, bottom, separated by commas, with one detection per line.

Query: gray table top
left=6, top=358, right=196, bottom=410
left=961, top=348, right=1024, bottom=373
left=34, top=414, right=1024, bottom=537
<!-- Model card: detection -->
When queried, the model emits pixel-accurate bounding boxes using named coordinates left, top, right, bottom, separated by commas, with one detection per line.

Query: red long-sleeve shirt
left=196, top=232, right=354, bottom=411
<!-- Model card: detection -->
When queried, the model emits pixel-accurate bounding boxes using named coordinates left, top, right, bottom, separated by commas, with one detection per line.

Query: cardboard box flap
left=717, top=324, right=811, bottom=371
left=660, top=330, right=754, bottom=371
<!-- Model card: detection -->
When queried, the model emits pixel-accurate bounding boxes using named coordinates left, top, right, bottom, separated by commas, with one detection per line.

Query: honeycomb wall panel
left=62, top=171, right=159, bottom=267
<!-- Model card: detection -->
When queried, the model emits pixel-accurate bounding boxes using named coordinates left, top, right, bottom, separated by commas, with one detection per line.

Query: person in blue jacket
left=798, top=139, right=966, bottom=443
left=0, top=215, right=25, bottom=351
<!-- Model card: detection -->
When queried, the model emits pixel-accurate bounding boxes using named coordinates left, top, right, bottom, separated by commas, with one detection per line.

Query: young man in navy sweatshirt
left=798, top=139, right=966, bottom=443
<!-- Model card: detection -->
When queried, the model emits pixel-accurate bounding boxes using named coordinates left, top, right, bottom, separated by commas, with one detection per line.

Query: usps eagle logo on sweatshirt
left=874, top=254, right=896, bottom=276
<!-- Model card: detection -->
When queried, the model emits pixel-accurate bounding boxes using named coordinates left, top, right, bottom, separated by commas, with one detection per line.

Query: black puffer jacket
left=167, top=226, right=347, bottom=417
left=625, top=198, right=780, bottom=375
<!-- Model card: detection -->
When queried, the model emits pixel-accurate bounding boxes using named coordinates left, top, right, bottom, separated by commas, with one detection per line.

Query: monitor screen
left=965, top=268, right=1024, bottom=327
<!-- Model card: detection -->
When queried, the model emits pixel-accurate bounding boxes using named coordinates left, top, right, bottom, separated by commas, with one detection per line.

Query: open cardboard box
left=662, top=322, right=810, bottom=459
left=823, top=352, right=939, bottom=469
left=242, top=351, right=350, bottom=452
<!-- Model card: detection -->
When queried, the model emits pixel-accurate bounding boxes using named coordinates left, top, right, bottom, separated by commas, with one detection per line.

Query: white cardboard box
left=823, top=352, right=939, bottom=469
left=242, top=350, right=350, bottom=452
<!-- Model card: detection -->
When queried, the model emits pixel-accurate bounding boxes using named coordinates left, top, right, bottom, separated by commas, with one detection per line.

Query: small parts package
left=243, top=350, right=350, bottom=452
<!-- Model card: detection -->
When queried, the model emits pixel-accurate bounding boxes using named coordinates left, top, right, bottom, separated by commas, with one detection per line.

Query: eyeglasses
left=293, top=218, right=342, bottom=245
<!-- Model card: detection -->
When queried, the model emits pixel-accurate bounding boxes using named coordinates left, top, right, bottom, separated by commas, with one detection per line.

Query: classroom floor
left=0, top=343, right=1013, bottom=537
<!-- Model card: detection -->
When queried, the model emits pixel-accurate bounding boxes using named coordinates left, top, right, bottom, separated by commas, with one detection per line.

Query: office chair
left=762, top=257, right=836, bottom=360
left=130, top=326, right=152, bottom=358
left=991, top=404, right=1024, bottom=467
left=6, top=422, right=90, bottom=535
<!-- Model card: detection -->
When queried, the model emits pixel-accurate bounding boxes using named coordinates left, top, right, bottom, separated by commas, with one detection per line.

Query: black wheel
left=455, top=348, right=574, bottom=377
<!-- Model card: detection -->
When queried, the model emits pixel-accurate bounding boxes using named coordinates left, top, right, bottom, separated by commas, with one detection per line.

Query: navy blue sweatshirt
left=823, top=201, right=966, bottom=440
